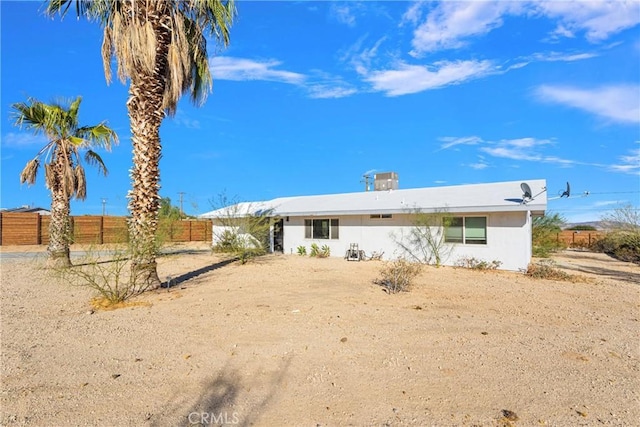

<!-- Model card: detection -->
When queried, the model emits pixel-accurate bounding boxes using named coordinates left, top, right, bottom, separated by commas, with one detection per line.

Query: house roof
left=1, top=206, right=50, bottom=214
left=199, top=179, right=547, bottom=219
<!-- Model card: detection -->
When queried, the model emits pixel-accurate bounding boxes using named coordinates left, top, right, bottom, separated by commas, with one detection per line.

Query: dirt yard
left=1, top=244, right=638, bottom=426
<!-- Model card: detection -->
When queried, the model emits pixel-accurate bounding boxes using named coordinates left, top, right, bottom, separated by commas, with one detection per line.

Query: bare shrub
left=525, top=260, right=574, bottom=281
left=391, top=209, right=454, bottom=267
left=374, top=259, right=422, bottom=294
left=455, top=257, right=502, bottom=270
left=53, top=244, right=153, bottom=305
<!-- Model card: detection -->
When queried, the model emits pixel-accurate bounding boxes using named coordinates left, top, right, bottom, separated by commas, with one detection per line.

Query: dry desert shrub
left=455, top=256, right=502, bottom=270
left=526, top=259, right=588, bottom=283
left=374, top=258, right=422, bottom=294
left=53, top=244, right=154, bottom=305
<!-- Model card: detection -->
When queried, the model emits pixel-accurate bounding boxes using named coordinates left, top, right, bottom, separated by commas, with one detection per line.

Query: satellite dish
left=561, top=182, right=570, bottom=198
left=520, top=182, right=533, bottom=200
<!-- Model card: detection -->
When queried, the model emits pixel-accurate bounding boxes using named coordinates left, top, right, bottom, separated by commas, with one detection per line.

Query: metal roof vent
left=374, top=172, right=399, bottom=191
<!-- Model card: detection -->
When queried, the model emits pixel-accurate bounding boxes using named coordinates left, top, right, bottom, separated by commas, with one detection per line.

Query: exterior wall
left=281, top=211, right=531, bottom=271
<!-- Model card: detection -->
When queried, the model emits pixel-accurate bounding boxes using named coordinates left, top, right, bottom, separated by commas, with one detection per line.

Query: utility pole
left=101, top=198, right=107, bottom=216
left=178, top=192, right=185, bottom=217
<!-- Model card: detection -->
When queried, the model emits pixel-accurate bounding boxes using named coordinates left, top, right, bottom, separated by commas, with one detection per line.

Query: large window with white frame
left=304, top=219, right=339, bottom=240
left=444, top=216, right=487, bottom=244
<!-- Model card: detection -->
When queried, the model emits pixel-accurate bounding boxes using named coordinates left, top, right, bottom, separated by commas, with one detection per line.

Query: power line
left=584, top=190, right=640, bottom=195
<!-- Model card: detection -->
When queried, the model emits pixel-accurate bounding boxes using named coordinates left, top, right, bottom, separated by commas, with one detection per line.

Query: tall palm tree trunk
left=47, top=156, right=72, bottom=268
left=127, top=2, right=171, bottom=288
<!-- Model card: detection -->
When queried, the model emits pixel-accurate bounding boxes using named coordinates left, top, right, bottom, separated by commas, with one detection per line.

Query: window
left=305, top=219, right=339, bottom=239
left=444, top=216, right=487, bottom=244
left=370, top=214, right=393, bottom=219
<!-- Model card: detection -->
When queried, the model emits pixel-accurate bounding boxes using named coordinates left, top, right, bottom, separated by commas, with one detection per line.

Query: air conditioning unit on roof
left=374, top=172, right=399, bottom=191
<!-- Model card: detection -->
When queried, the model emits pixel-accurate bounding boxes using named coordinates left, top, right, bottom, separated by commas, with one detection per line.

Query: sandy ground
left=1, top=244, right=638, bottom=426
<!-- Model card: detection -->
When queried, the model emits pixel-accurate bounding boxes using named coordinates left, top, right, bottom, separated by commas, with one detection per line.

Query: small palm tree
left=11, top=96, right=118, bottom=267
left=47, top=0, right=236, bottom=287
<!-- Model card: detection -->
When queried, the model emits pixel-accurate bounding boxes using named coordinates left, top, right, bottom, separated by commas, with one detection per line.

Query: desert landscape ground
left=1, top=244, right=638, bottom=426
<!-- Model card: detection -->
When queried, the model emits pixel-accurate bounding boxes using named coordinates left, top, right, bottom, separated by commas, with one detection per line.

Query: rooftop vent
left=374, top=172, right=399, bottom=191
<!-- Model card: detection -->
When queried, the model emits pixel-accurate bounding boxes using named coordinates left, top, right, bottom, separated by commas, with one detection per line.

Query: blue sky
left=1, top=1, right=639, bottom=222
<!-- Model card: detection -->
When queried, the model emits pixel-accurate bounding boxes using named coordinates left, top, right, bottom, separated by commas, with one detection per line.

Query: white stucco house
left=199, top=179, right=547, bottom=272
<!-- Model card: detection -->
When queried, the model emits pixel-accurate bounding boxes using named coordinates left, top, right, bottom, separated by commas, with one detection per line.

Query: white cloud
left=331, top=4, right=356, bottom=27
left=210, top=56, right=358, bottom=99
left=365, top=60, right=496, bottom=96
left=531, top=51, right=599, bottom=62
left=409, top=2, right=519, bottom=55
left=308, top=85, right=357, bottom=99
left=439, top=136, right=483, bottom=150
left=534, top=0, right=640, bottom=42
left=469, top=162, right=489, bottom=170
left=480, top=137, right=554, bottom=161
left=210, top=56, right=305, bottom=85
left=405, top=1, right=640, bottom=55
left=536, top=84, right=640, bottom=124
left=609, top=148, right=640, bottom=175
left=441, top=134, right=638, bottom=175
left=172, top=111, right=201, bottom=129
left=2, top=132, right=48, bottom=148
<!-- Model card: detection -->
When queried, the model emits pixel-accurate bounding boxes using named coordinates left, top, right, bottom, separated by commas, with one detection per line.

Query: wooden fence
left=556, top=230, right=604, bottom=248
left=0, top=213, right=212, bottom=246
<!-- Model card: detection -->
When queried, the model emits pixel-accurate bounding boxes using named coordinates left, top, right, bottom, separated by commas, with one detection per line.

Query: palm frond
left=102, top=26, right=114, bottom=83
left=84, top=150, right=109, bottom=176
left=76, top=122, right=118, bottom=149
left=20, top=159, right=40, bottom=185
left=44, top=163, right=54, bottom=190
left=74, top=165, right=87, bottom=200
left=63, top=164, right=75, bottom=197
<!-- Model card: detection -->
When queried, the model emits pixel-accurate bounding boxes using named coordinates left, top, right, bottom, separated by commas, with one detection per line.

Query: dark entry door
left=273, top=219, right=284, bottom=252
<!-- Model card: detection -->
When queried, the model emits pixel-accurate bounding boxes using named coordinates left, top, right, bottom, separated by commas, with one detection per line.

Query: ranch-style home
left=199, top=178, right=547, bottom=272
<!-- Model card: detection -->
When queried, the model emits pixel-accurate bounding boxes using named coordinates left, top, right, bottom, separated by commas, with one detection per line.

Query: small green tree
left=209, top=194, right=273, bottom=264
left=157, top=197, right=184, bottom=243
left=594, top=204, right=640, bottom=263
left=392, top=209, right=454, bottom=267
left=532, top=212, right=566, bottom=257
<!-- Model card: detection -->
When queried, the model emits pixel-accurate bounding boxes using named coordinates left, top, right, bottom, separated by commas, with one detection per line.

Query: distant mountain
left=563, top=221, right=606, bottom=231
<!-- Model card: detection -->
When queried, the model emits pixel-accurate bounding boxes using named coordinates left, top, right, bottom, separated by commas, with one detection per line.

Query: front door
left=273, top=219, right=284, bottom=253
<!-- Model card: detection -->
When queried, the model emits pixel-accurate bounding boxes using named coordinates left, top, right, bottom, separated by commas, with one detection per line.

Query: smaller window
left=370, top=214, right=393, bottom=219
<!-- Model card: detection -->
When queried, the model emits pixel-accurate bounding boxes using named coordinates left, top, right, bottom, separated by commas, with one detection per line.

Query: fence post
left=36, top=214, right=42, bottom=245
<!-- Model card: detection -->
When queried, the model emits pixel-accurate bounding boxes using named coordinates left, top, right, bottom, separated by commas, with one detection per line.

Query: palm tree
left=11, top=96, right=118, bottom=268
left=47, top=0, right=236, bottom=287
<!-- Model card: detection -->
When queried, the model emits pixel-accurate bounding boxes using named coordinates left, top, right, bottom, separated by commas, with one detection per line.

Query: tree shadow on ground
left=152, top=356, right=292, bottom=427
left=556, top=262, right=639, bottom=285
left=162, top=258, right=237, bottom=288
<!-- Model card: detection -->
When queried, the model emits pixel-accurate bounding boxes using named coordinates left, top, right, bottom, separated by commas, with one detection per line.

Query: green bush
left=296, top=245, right=307, bottom=256
left=592, top=231, right=640, bottom=264
left=309, top=243, right=330, bottom=258
left=532, top=213, right=567, bottom=257
left=320, top=245, right=331, bottom=258
left=309, top=243, right=319, bottom=257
